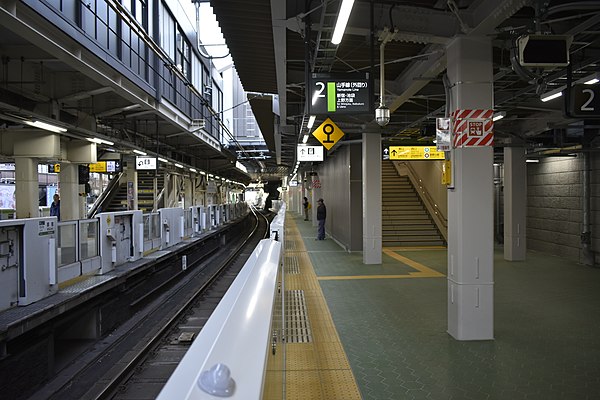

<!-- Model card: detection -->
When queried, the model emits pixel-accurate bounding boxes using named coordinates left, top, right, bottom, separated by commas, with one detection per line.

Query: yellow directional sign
left=388, top=146, right=445, bottom=160
left=312, top=117, right=344, bottom=150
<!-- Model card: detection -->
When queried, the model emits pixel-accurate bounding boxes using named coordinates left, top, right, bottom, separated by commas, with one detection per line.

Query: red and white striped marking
left=451, top=109, right=494, bottom=147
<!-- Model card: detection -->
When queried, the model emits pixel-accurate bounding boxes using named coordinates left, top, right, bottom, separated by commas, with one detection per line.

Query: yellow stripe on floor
left=283, top=217, right=362, bottom=400
left=316, top=249, right=445, bottom=281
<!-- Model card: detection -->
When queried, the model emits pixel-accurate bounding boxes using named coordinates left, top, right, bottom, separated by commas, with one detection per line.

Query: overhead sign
left=384, top=146, right=445, bottom=160
left=568, top=84, right=600, bottom=118
left=312, top=117, right=345, bottom=150
left=135, top=156, right=157, bottom=170
left=297, top=145, right=324, bottom=162
left=48, top=164, right=60, bottom=173
left=289, top=180, right=298, bottom=187
left=309, top=73, right=371, bottom=115
left=89, top=160, right=123, bottom=173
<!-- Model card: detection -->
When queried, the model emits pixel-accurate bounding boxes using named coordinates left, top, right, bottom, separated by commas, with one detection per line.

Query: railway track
left=28, top=207, right=271, bottom=400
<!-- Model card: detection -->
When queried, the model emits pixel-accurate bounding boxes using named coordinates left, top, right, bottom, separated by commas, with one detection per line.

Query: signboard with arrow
left=297, top=145, right=324, bottom=162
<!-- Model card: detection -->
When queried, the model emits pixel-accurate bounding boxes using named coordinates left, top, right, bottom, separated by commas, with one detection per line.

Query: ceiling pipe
left=375, top=31, right=393, bottom=126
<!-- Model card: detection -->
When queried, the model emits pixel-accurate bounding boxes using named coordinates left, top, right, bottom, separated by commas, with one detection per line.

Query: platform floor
left=286, top=212, right=600, bottom=400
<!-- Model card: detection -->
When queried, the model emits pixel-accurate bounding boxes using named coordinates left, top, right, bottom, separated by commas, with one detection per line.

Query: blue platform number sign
left=569, top=84, right=600, bottom=118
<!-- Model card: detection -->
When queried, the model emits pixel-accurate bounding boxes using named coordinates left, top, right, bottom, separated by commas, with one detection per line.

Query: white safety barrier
left=157, top=238, right=283, bottom=400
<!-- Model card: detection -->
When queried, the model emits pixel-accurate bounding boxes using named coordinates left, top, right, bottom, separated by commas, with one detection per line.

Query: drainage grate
left=285, top=255, right=300, bottom=274
left=285, top=290, right=312, bottom=343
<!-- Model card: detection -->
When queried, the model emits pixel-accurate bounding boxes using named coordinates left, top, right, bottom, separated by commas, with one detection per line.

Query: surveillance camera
left=375, top=106, right=390, bottom=126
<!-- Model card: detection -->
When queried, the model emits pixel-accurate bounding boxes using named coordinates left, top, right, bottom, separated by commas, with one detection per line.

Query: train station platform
left=285, top=212, right=600, bottom=400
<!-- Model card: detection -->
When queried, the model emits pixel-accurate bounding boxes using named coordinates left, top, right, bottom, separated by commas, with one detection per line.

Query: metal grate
left=285, top=255, right=300, bottom=274
left=285, top=290, right=312, bottom=343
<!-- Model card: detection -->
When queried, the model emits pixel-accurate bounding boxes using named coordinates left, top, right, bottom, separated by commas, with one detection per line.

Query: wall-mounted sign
left=309, top=73, right=371, bottom=115
left=312, top=118, right=345, bottom=150
left=383, top=146, right=445, bottom=160
left=436, top=118, right=451, bottom=151
left=135, top=156, right=157, bottom=170
left=297, top=145, right=324, bottom=162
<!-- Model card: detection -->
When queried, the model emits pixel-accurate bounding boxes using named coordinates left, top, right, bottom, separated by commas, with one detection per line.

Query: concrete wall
left=527, top=155, right=600, bottom=264
left=317, top=144, right=363, bottom=251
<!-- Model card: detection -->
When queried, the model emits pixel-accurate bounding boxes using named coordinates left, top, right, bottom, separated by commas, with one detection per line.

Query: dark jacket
left=317, top=203, right=326, bottom=221
left=50, top=201, right=60, bottom=220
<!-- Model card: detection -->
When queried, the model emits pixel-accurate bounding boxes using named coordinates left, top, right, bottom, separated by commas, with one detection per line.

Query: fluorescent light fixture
left=236, top=161, right=248, bottom=173
left=331, top=0, right=355, bottom=45
left=584, top=78, right=599, bottom=85
left=541, top=91, right=563, bottom=102
left=492, top=111, right=506, bottom=122
left=526, top=159, right=540, bottom=163
left=208, top=174, right=214, bottom=178
left=25, top=120, right=67, bottom=133
left=87, top=137, right=114, bottom=146
left=174, top=163, right=183, bottom=168
left=302, top=134, right=309, bottom=144
left=190, top=168, right=197, bottom=172
left=133, top=149, right=147, bottom=156
left=158, top=157, right=168, bottom=163
left=199, top=171, right=206, bottom=175
left=307, top=115, right=316, bottom=129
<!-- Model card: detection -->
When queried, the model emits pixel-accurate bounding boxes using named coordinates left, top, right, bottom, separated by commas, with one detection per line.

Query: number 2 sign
left=568, top=84, right=600, bottom=118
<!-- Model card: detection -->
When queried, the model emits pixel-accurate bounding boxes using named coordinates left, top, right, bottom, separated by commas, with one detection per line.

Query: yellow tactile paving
left=282, top=217, right=362, bottom=400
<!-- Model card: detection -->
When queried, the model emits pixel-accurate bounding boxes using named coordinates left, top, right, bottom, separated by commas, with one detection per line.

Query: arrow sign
left=297, top=145, right=324, bottom=161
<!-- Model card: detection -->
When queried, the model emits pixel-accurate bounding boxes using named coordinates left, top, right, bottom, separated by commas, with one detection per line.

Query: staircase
left=104, top=171, right=164, bottom=213
left=382, top=162, right=445, bottom=247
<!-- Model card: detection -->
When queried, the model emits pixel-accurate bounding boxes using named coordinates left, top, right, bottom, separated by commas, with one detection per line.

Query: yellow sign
left=442, top=160, right=452, bottom=185
left=389, top=146, right=445, bottom=160
left=89, top=161, right=107, bottom=173
left=312, top=117, right=344, bottom=150
left=53, top=164, right=60, bottom=173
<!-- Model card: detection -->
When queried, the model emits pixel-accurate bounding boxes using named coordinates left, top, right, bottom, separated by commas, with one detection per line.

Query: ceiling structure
left=211, top=0, right=600, bottom=177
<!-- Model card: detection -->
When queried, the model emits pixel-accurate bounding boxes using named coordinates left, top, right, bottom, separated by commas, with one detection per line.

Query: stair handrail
left=153, top=186, right=166, bottom=212
left=398, top=162, right=448, bottom=242
left=87, top=172, right=125, bottom=218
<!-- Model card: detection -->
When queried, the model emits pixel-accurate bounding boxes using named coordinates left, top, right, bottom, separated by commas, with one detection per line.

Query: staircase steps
left=382, top=161, right=445, bottom=247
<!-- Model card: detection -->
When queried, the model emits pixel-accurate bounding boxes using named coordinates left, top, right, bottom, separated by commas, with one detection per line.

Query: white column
left=14, top=157, right=39, bottom=219
left=124, top=164, right=138, bottom=210
left=60, top=163, right=80, bottom=221
left=447, top=36, right=494, bottom=340
left=362, top=132, right=382, bottom=264
left=504, top=147, right=527, bottom=260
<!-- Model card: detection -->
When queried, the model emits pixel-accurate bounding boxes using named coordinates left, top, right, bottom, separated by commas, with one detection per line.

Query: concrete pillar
left=184, top=174, right=193, bottom=208
left=14, top=157, right=39, bottom=219
left=504, top=147, right=527, bottom=261
left=362, top=132, right=382, bottom=264
left=60, top=163, right=80, bottom=221
left=124, top=163, right=138, bottom=210
left=446, top=36, right=494, bottom=340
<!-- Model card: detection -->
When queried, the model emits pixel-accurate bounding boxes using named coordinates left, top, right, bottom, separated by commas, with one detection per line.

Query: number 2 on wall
left=581, top=88, right=595, bottom=111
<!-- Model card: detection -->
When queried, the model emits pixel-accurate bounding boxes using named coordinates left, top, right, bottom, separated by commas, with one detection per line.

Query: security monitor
left=517, top=34, right=572, bottom=68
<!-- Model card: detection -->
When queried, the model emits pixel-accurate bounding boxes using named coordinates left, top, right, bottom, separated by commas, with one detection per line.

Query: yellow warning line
left=316, top=249, right=445, bottom=281
left=282, top=217, right=362, bottom=400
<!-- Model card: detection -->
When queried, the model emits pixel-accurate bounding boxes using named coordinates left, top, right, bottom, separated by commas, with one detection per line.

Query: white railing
left=157, top=239, right=283, bottom=400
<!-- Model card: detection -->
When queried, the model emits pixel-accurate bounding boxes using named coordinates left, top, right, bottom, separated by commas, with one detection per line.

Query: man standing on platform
left=50, top=193, right=61, bottom=221
left=302, top=196, right=309, bottom=221
left=316, top=198, right=326, bottom=240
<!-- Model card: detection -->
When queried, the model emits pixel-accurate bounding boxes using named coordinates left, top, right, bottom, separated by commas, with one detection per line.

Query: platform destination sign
left=383, top=146, right=445, bottom=161
left=135, top=156, right=157, bottom=170
left=309, top=73, right=371, bottom=115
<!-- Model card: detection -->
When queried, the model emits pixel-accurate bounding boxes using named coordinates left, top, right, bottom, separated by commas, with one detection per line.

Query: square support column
left=362, top=132, right=382, bottom=264
left=15, top=157, right=39, bottom=219
left=60, top=163, right=82, bottom=221
left=446, top=36, right=494, bottom=340
left=504, top=147, right=527, bottom=260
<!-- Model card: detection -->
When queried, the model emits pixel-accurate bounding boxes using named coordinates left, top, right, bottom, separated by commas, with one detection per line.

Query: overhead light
left=87, top=137, right=114, bottom=146
left=584, top=78, right=599, bottom=85
left=302, top=134, right=309, bottom=144
left=190, top=168, right=197, bottom=172
left=158, top=157, right=168, bottom=163
left=541, top=91, right=563, bottom=102
left=199, top=171, right=206, bottom=175
left=307, top=115, right=316, bottom=129
left=133, top=149, right=147, bottom=156
left=526, top=159, right=540, bottom=163
left=492, top=111, right=506, bottom=122
left=208, top=174, right=214, bottom=178
left=174, top=163, right=183, bottom=168
left=25, top=120, right=67, bottom=133
left=331, top=0, right=355, bottom=45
